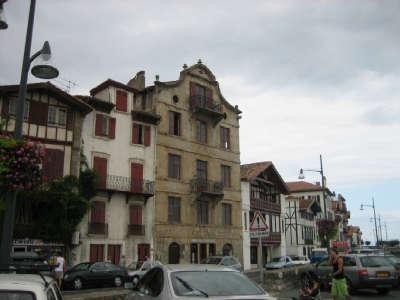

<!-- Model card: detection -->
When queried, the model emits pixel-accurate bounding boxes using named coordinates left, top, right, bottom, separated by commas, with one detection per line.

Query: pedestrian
left=330, top=248, right=351, bottom=300
left=54, top=252, right=65, bottom=288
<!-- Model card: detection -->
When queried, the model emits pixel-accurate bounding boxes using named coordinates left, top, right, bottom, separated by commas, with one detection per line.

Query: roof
left=241, top=161, right=289, bottom=194
left=286, top=181, right=323, bottom=193
left=0, top=82, right=92, bottom=114
left=90, top=78, right=138, bottom=95
left=299, top=199, right=314, bottom=210
left=163, top=264, right=237, bottom=272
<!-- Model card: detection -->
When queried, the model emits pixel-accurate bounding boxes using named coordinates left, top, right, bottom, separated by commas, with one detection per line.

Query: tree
left=317, top=219, right=338, bottom=248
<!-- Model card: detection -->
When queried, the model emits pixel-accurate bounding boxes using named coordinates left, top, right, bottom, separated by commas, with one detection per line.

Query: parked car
left=290, top=255, right=311, bottom=265
left=201, top=256, right=242, bottom=271
left=125, top=264, right=276, bottom=299
left=0, top=273, right=63, bottom=300
left=63, top=261, right=129, bottom=290
left=314, top=254, right=397, bottom=295
left=10, top=251, right=55, bottom=279
left=381, top=255, right=400, bottom=286
left=127, top=260, right=162, bottom=285
left=265, top=256, right=294, bottom=269
left=309, top=248, right=328, bottom=264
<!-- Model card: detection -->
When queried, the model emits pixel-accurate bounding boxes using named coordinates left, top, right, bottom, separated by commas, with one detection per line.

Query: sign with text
left=249, top=211, right=270, bottom=238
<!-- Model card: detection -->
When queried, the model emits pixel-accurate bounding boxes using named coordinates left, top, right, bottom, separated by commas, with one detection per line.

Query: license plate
left=376, top=272, right=389, bottom=278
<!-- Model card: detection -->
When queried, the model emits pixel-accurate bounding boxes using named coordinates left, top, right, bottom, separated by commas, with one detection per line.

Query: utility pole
left=378, top=215, right=383, bottom=245
left=361, top=198, right=379, bottom=247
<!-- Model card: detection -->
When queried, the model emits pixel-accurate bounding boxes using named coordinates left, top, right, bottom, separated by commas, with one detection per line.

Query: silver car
left=314, top=254, right=397, bottom=295
left=202, top=256, right=242, bottom=271
left=125, top=264, right=276, bottom=299
left=265, top=256, right=294, bottom=269
left=127, top=260, right=162, bottom=285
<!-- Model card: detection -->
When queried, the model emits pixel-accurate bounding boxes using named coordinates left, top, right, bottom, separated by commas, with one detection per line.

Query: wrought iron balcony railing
left=250, top=198, right=281, bottom=213
left=190, top=178, right=224, bottom=196
left=97, top=175, right=154, bottom=196
left=128, top=224, right=145, bottom=236
left=190, top=95, right=222, bottom=113
left=88, top=222, right=108, bottom=235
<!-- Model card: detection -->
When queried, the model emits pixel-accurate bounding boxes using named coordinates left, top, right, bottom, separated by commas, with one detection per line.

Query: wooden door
left=89, top=244, right=104, bottom=263
left=131, top=163, right=143, bottom=193
left=137, top=243, right=150, bottom=264
left=107, top=244, right=121, bottom=265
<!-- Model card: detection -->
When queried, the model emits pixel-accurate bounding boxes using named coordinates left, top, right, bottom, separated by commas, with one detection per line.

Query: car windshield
left=271, top=257, right=284, bottom=262
left=203, top=257, right=223, bottom=264
left=291, top=256, right=300, bottom=261
left=171, top=271, right=264, bottom=296
left=72, top=263, right=90, bottom=271
left=384, top=256, right=400, bottom=264
left=0, top=291, right=35, bottom=300
left=312, top=251, right=327, bottom=256
left=360, top=256, right=392, bottom=267
left=127, top=262, right=138, bottom=270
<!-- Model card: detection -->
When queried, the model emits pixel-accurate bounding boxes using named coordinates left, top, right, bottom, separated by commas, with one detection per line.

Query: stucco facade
left=151, top=62, right=243, bottom=264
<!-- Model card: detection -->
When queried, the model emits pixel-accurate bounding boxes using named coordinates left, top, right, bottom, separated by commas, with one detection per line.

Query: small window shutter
left=144, top=125, right=151, bottom=146
left=168, top=112, right=174, bottom=134
left=93, top=156, right=107, bottom=189
left=1, top=98, right=9, bottom=117
left=42, top=148, right=64, bottom=182
left=95, top=114, right=103, bottom=136
left=132, top=123, right=139, bottom=144
left=29, top=101, right=48, bottom=126
left=108, top=117, right=116, bottom=139
left=226, top=128, right=231, bottom=149
left=116, top=90, right=128, bottom=112
left=130, top=205, right=142, bottom=225
left=91, top=201, right=105, bottom=223
left=206, top=88, right=213, bottom=107
left=190, top=82, right=197, bottom=96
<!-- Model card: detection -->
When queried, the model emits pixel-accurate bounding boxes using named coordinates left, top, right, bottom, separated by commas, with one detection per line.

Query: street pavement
left=276, top=288, right=400, bottom=300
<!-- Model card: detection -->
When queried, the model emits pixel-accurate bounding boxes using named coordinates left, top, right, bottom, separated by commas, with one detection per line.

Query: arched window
left=168, top=242, right=180, bottom=264
left=222, top=243, right=233, bottom=256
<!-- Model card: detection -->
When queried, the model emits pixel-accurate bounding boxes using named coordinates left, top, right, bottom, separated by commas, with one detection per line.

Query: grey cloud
left=361, top=104, right=400, bottom=125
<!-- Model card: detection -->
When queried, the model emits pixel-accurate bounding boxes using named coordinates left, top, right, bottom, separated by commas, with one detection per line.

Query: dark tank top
left=333, top=258, right=344, bottom=279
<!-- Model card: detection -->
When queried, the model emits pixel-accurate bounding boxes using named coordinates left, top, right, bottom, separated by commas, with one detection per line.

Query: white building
left=72, top=73, right=160, bottom=266
left=241, top=162, right=289, bottom=271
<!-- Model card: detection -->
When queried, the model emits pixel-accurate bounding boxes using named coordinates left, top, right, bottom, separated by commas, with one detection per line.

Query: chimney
left=127, top=71, right=145, bottom=90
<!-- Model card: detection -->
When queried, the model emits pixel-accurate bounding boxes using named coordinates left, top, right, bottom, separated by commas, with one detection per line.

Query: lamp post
left=360, top=198, right=379, bottom=247
left=299, top=154, right=328, bottom=219
left=0, top=0, right=58, bottom=267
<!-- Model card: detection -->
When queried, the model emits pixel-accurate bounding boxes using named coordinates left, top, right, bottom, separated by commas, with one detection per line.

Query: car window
left=141, top=261, right=151, bottom=271
left=343, top=257, right=357, bottom=267
left=138, top=267, right=164, bottom=297
left=286, top=258, right=291, bottom=262
left=91, top=262, right=107, bottom=271
left=221, top=258, right=229, bottom=266
left=0, top=291, right=35, bottom=300
left=73, top=263, right=90, bottom=271
left=104, top=262, right=119, bottom=271
left=360, top=256, right=392, bottom=267
left=171, top=271, right=264, bottom=296
left=204, top=257, right=223, bottom=264
left=318, top=259, right=330, bottom=267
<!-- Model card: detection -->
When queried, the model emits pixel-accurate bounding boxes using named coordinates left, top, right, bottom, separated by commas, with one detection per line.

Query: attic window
left=172, top=95, right=179, bottom=103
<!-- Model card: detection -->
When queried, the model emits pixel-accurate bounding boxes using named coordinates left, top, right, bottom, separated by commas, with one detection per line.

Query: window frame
left=222, top=203, right=232, bottom=226
left=8, top=97, right=30, bottom=120
left=47, top=105, right=67, bottom=127
left=168, top=154, right=181, bottom=179
left=221, top=165, right=231, bottom=187
left=196, top=160, right=208, bottom=180
left=196, top=119, right=207, bottom=143
left=220, top=126, right=231, bottom=150
left=168, top=196, right=181, bottom=224
left=169, top=110, right=181, bottom=136
left=197, top=200, right=209, bottom=225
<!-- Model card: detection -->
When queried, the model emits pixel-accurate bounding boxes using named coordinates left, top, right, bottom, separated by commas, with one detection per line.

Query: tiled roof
left=240, top=161, right=273, bottom=181
left=286, top=181, right=323, bottom=192
left=90, top=79, right=138, bottom=96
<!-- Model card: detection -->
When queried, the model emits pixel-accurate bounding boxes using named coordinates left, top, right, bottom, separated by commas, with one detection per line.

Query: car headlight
left=128, top=271, right=135, bottom=277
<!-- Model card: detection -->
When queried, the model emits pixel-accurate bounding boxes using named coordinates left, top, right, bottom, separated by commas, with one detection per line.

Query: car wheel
left=114, top=276, right=123, bottom=287
left=73, top=277, right=83, bottom=290
left=132, top=276, right=140, bottom=285
left=377, top=288, right=390, bottom=295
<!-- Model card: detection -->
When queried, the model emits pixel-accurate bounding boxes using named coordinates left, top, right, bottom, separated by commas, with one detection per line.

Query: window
left=222, top=203, right=232, bottom=225
left=196, top=119, right=207, bottom=143
left=93, top=156, right=108, bottom=189
left=197, top=200, right=208, bottom=225
left=89, top=244, right=105, bottom=263
left=250, top=246, right=258, bottom=264
left=221, top=165, right=231, bottom=187
left=244, top=212, right=248, bottom=230
left=132, top=123, right=151, bottom=146
left=42, top=149, right=64, bottom=182
left=8, top=98, right=29, bottom=120
left=168, top=154, right=181, bottom=179
left=48, top=105, right=67, bottom=127
left=220, top=126, right=230, bottom=149
left=168, top=197, right=181, bottom=223
left=168, top=243, right=180, bottom=264
left=95, top=114, right=116, bottom=138
left=169, top=111, right=181, bottom=136
left=0, top=292, right=34, bottom=300
left=196, top=160, right=207, bottom=180
left=130, top=205, right=142, bottom=225
left=116, top=90, right=128, bottom=112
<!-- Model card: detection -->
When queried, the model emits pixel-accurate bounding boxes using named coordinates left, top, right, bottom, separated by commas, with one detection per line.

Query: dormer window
left=116, top=90, right=128, bottom=112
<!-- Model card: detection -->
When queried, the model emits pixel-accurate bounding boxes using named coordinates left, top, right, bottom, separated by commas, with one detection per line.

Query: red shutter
left=90, top=244, right=104, bottom=263
left=1, top=98, right=9, bottom=117
left=42, top=148, right=64, bottom=182
left=116, top=90, right=128, bottom=112
left=95, top=114, right=103, bottom=136
left=131, top=163, right=143, bottom=193
left=132, top=123, right=139, bottom=144
left=108, top=244, right=121, bottom=265
left=137, top=244, right=150, bottom=263
left=93, top=156, right=107, bottom=189
left=108, top=117, right=116, bottom=139
left=144, top=125, right=151, bottom=146
left=29, top=101, right=48, bottom=126
left=91, top=201, right=105, bottom=223
left=190, top=82, right=197, bottom=96
left=130, top=205, right=142, bottom=225
left=206, top=88, right=213, bottom=108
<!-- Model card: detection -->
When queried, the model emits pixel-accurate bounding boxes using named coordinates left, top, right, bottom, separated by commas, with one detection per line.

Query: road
left=276, top=288, right=400, bottom=300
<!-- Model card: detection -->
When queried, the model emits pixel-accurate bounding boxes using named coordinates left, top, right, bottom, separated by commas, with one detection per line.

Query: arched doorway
left=168, top=242, right=180, bottom=264
left=222, top=243, right=233, bottom=256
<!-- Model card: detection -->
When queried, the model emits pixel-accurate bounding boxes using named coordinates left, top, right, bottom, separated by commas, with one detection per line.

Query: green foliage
left=79, top=168, right=98, bottom=200
left=317, top=219, right=338, bottom=248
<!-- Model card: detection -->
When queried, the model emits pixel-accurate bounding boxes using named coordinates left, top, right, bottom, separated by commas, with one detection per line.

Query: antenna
left=53, top=77, right=77, bottom=92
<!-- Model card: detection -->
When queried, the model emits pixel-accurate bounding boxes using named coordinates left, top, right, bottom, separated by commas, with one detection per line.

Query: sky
left=1, top=0, right=399, bottom=243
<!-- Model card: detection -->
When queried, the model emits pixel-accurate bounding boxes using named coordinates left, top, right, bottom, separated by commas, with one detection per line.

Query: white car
left=290, top=255, right=311, bottom=265
left=0, top=273, right=63, bottom=300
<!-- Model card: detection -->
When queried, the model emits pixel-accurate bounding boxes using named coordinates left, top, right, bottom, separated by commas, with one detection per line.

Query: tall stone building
left=148, top=61, right=242, bottom=263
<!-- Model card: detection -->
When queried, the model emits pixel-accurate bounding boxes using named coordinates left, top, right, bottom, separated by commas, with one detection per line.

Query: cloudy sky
left=1, top=0, right=399, bottom=242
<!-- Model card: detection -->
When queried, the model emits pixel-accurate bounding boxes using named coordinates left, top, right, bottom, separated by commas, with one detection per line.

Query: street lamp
left=360, top=198, right=379, bottom=247
left=298, top=154, right=328, bottom=219
left=0, top=0, right=58, bottom=267
left=0, top=1, right=8, bottom=30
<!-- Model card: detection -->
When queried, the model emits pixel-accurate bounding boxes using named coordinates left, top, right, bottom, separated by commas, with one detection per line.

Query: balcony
left=191, top=178, right=224, bottom=199
left=128, top=224, right=145, bottom=236
left=189, top=95, right=224, bottom=124
left=97, top=175, right=155, bottom=198
left=250, top=198, right=281, bottom=213
left=304, top=238, right=314, bottom=245
left=88, top=222, right=108, bottom=235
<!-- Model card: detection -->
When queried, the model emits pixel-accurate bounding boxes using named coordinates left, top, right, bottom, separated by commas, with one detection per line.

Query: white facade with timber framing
left=241, top=161, right=289, bottom=271
left=73, top=74, right=160, bottom=266
left=0, top=82, right=92, bottom=241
